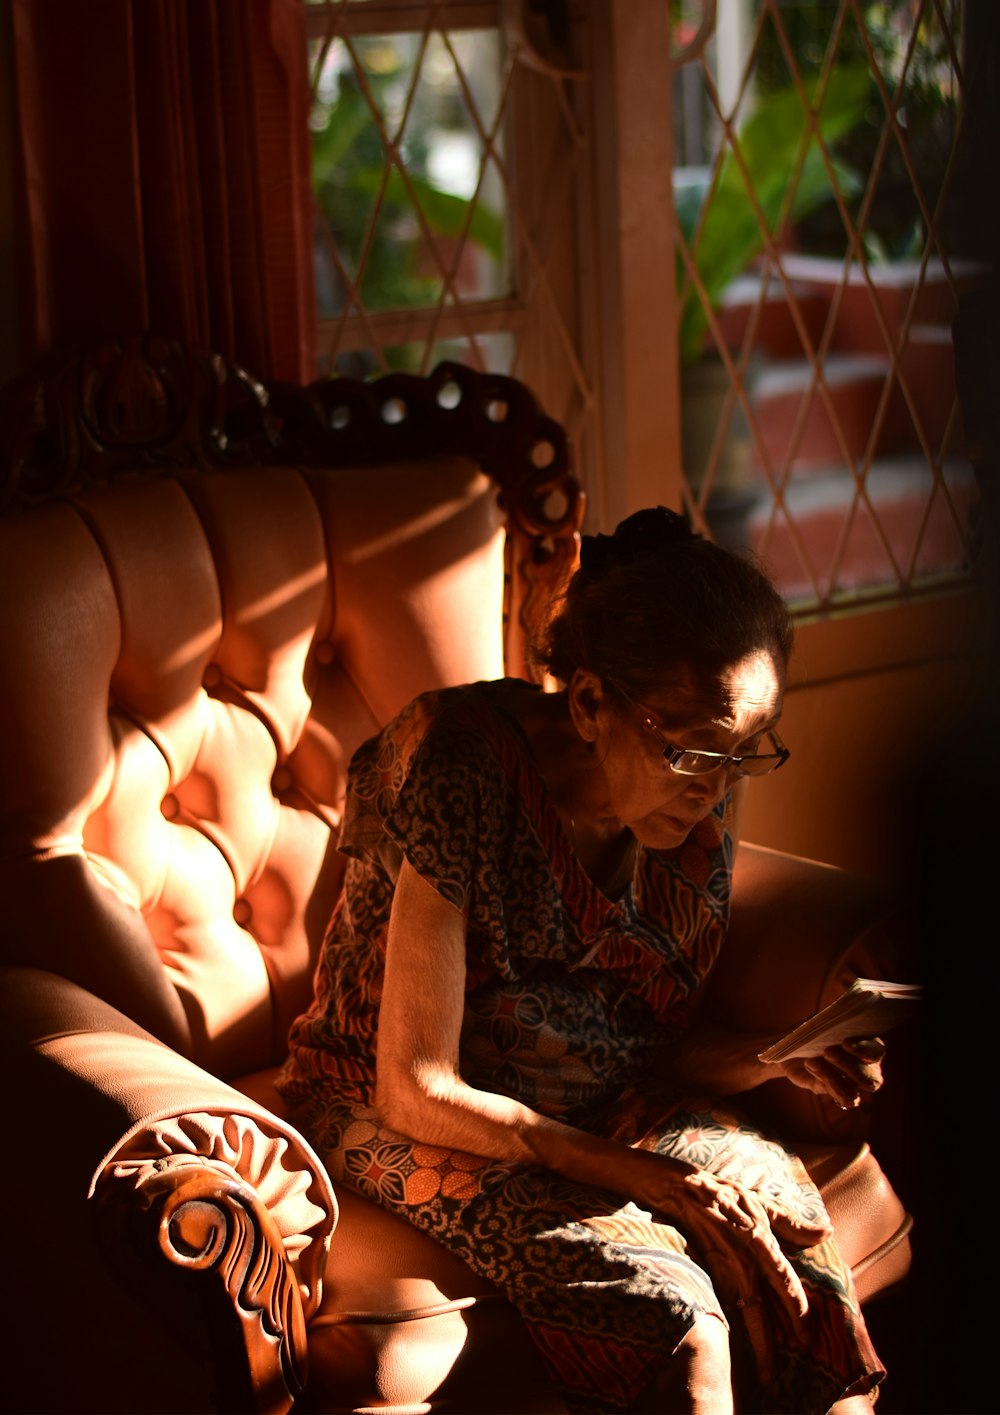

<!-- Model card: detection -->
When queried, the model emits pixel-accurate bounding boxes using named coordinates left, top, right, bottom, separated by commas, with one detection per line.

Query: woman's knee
left=646, top=1314, right=733, bottom=1414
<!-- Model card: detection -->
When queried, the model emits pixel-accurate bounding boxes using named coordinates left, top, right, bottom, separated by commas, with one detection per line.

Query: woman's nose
left=680, top=765, right=733, bottom=806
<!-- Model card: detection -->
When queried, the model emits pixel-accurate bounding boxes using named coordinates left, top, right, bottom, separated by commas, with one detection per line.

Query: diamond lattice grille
left=673, top=0, right=979, bottom=610
left=309, top=11, right=512, bottom=373
left=305, top=0, right=596, bottom=478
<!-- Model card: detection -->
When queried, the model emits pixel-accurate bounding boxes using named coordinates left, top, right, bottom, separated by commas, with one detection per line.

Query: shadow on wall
left=865, top=283, right=999, bottom=1415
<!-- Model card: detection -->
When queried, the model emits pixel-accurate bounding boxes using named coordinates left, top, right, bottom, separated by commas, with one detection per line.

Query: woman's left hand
left=777, top=1036, right=886, bottom=1109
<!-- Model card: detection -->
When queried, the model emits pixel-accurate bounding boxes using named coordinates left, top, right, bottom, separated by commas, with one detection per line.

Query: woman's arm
left=375, top=856, right=626, bottom=1187
left=655, top=1021, right=787, bottom=1097
left=376, top=854, right=831, bottom=1330
left=375, top=858, right=826, bottom=1322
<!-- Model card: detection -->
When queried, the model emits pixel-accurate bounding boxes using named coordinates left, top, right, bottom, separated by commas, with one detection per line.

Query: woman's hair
left=537, top=506, right=793, bottom=696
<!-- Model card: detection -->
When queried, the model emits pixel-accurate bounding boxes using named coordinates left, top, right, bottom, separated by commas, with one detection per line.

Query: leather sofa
left=0, top=334, right=913, bottom=1414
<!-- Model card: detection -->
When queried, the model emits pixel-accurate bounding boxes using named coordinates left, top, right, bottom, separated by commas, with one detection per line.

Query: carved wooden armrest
left=97, top=1154, right=308, bottom=1415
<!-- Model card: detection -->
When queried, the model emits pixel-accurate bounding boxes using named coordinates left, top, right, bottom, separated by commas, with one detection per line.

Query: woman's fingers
left=778, top=1036, right=885, bottom=1105
left=780, top=1052, right=878, bottom=1107
left=843, top=1035, right=886, bottom=1063
left=706, top=1155, right=831, bottom=1248
left=735, top=1199, right=809, bottom=1319
left=777, top=1055, right=844, bottom=1101
left=758, top=1199, right=832, bottom=1249
left=684, top=1175, right=809, bottom=1320
left=804, top=1055, right=863, bottom=1107
left=828, top=1040, right=885, bottom=1093
left=675, top=1187, right=796, bottom=1388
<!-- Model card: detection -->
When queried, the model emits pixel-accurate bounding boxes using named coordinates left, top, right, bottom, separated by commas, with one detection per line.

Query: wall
left=739, top=587, right=985, bottom=878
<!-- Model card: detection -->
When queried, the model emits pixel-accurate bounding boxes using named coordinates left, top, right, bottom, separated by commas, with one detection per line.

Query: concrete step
left=743, top=455, right=979, bottom=601
left=748, top=339, right=964, bottom=474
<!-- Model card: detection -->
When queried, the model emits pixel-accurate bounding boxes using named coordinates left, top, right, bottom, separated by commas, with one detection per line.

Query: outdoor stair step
left=746, top=455, right=978, bottom=599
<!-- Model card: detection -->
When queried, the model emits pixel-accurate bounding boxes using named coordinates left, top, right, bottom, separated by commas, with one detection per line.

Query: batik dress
left=278, top=679, right=883, bottom=1413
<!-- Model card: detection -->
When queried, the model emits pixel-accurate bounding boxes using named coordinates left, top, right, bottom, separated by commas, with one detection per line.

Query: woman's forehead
left=641, top=652, right=785, bottom=729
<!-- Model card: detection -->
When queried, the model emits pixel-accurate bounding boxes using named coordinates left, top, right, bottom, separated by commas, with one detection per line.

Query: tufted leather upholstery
left=0, top=335, right=912, bottom=1415
left=2, top=453, right=512, bottom=1070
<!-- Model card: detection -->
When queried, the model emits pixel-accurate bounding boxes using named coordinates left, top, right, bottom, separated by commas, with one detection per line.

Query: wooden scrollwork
left=0, top=333, right=266, bottom=504
left=0, top=333, right=584, bottom=679
left=100, top=1157, right=307, bottom=1415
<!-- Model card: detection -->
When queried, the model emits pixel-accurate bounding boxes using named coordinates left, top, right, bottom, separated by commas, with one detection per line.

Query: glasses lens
left=735, top=755, right=775, bottom=777
left=735, top=751, right=787, bottom=777
left=671, top=751, right=724, bottom=776
left=661, top=726, right=788, bottom=778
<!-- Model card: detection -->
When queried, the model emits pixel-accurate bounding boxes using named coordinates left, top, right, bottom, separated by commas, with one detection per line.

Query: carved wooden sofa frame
left=0, top=334, right=911, bottom=1414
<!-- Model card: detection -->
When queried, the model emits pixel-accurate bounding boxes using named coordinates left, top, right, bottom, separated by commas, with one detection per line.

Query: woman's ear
left=567, top=669, right=604, bottom=743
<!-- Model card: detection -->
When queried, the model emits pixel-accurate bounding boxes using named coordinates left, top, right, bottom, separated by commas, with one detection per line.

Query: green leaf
left=355, top=166, right=505, bottom=263
left=311, top=84, right=374, bottom=180
left=680, top=64, right=870, bottom=361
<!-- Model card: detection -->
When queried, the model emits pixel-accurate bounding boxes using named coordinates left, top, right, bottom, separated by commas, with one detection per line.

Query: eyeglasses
left=611, top=684, right=790, bottom=778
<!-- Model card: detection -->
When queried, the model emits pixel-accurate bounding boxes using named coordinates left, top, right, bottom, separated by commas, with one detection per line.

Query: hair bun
left=579, top=506, right=695, bottom=582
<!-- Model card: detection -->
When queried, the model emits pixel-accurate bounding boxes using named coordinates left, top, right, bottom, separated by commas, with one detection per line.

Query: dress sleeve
left=338, top=690, right=509, bottom=919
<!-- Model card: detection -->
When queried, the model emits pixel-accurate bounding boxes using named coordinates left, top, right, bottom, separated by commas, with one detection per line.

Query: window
left=305, top=0, right=601, bottom=492
left=307, top=2, right=513, bottom=376
left=671, top=0, right=981, bottom=612
left=304, top=0, right=984, bottom=618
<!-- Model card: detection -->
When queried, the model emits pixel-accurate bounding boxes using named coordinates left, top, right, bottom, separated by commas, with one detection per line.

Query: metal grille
left=304, top=1, right=980, bottom=615
left=304, top=0, right=597, bottom=486
left=673, top=0, right=981, bottom=610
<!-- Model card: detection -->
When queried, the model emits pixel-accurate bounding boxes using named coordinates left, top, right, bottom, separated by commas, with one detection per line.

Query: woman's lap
left=297, top=1089, right=881, bottom=1413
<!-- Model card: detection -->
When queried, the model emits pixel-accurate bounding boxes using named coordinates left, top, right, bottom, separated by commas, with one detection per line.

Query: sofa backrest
left=0, top=335, right=582, bottom=1080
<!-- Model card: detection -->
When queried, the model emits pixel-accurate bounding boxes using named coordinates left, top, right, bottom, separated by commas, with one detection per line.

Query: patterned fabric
left=278, top=679, right=883, bottom=1413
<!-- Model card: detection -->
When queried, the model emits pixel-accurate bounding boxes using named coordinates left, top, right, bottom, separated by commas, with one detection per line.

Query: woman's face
left=568, top=650, right=786, bottom=850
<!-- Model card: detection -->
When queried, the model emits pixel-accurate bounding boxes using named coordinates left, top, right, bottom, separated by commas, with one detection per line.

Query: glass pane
left=309, top=28, right=510, bottom=321
left=319, top=330, right=517, bottom=380
left=305, top=1, right=598, bottom=506
left=671, top=0, right=981, bottom=611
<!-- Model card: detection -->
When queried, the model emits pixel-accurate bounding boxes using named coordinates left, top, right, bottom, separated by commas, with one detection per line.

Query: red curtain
left=9, top=0, right=316, bottom=382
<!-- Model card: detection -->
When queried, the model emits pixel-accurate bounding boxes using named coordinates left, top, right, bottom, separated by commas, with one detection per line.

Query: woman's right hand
left=777, top=1036, right=886, bottom=1109
left=624, top=1150, right=822, bottom=1384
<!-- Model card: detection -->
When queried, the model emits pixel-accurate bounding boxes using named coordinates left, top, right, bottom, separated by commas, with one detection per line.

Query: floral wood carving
left=0, top=332, right=584, bottom=677
left=99, top=1157, right=307, bottom=1415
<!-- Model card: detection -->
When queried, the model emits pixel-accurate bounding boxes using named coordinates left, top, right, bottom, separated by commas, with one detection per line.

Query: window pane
left=319, top=330, right=517, bottom=379
left=310, top=28, right=510, bottom=326
left=304, top=1, right=601, bottom=512
left=672, top=0, right=981, bottom=611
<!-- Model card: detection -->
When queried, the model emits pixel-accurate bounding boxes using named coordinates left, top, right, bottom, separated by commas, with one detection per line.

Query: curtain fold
left=9, top=0, right=316, bottom=382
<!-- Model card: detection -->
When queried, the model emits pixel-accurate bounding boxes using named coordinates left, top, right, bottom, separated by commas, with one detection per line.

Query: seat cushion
left=302, top=1185, right=566, bottom=1413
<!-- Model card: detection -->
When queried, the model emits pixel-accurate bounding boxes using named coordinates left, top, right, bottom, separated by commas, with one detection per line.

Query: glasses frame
left=609, top=683, right=790, bottom=778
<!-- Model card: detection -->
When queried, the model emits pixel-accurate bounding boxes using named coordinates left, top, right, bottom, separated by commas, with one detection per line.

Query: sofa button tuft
left=272, top=766, right=293, bottom=794
left=233, top=898, right=253, bottom=928
left=203, top=664, right=223, bottom=689
left=315, top=642, right=335, bottom=666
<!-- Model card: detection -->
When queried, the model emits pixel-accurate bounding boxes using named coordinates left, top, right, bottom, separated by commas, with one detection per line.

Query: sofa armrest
left=0, top=966, right=336, bottom=1414
left=710, top=843, right=909, bottom=1144
left=98, top=1153, right=308, bottom=1415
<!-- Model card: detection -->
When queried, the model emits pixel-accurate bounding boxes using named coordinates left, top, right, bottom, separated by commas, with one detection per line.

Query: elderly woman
left=278, top=507, right=885, bottom=1414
